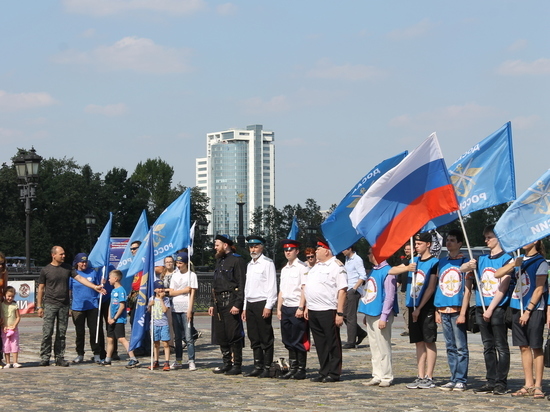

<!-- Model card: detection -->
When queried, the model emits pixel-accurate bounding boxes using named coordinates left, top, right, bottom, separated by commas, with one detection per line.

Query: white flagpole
left=457, top=210, right=486, bottom=312
left=95, top=265, right=106, bottom=345
left=410, top=237, right=416, bottom=310
left=514, top=250, right=524, bottom=316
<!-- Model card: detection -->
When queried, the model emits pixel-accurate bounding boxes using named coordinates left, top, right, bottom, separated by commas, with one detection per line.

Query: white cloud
left=387, top=18, right=434, bottom=40
left=0, top=90, right=57, bottom=111
left=241, top=95, right=291, bottom=114
left=53, top=36, right=191, bottom=74
left=389, top=103, right=499, bottom=132
left=497, top=58, right=550, bottom=75
left=217, top=3, right=237, bottom=15
left=63, top=0, right=205, bottom=16
left=84, top=103, right=128, bottom=116
left=307, top=59, right=384, bottom=81
left=507, top=39, right=527, bottom=52
left=511, top=115, right=540, bottom=129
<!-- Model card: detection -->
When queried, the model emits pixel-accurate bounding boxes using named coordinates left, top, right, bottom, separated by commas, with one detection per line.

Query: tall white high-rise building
left=196, top=124, right=275, bottom=239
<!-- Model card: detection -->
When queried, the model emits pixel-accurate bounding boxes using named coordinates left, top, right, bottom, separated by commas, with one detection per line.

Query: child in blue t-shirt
left=101, top=270, right=139, bottom=368
left=147, top=280, right=171, bottom=371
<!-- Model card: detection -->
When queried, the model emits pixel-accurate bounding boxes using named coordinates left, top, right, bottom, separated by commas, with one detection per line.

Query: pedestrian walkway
left=2, top=314, right=547, bottom=411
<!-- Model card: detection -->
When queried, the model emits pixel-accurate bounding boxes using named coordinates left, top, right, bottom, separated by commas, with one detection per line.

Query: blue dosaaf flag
left=88, top=212, right=113, bottom=281
left=126, top=189, right=191, bottom=278
left=321, top=151, right=408, bottom=254
left=422, top=122, right=516, bottom=231
left=128, top=227, right=156, bottom=351
left=494, top=169, right=550, bottom=253
left=287, top=215, right=299, bottom=240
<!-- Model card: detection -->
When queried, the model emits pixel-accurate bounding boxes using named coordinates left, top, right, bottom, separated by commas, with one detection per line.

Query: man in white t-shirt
left=168, top=252, right=198, bottom=371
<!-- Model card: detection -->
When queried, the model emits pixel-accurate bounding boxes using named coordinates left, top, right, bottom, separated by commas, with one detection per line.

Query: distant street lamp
left=14, top=147, right=42, bottom=276
left=85, top=213, right=97, bottom=251
left=198, top=220, right=208, bottom=266
left=306, top=225, right=317, bottom=248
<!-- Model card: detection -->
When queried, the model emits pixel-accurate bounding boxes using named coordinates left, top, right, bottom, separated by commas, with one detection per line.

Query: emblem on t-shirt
left=363, top=278, right=378, bottom=304
left=439, top=267, right=462, bottom=297
left=410, top=271, right=426, bottom=299
left=512, top=271, right=531, bottom=299
left=481, top=267, right=500, bottom=297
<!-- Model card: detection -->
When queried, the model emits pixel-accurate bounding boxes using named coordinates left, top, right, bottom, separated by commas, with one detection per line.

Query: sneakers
left=362, top=379, right=381, bottom=386
left=474, top=383, right=495, bottom=393
left=93, top=355, right=102, bottom=364
left=493, top=384, right=508, bottom=395
left=126, top=359, right=140, bottom=369
left=12, top=363, right=22, bottom=368
left=163, top=362, right=170, bottom=371
left=406, top=378, right=423, bottom=389
left=100, top=360, right=112, bottom=366
left=418, top=378, right=436, bottom=389
left=188, top=361, right=197, bottom=371
left=439, top=382, right=455, bottom=391
left=378, top=381, right=392, bottom=387
left=55, top=358, right=70, bottom=367
left=4, top=363, right=12, bottom=368
left=454, top=382, right=467, bottom=391
left=72, top=355, right=84, bottom=364
left=171, top=361, right=183, bottom=370
left=147, top=361, right=160, bottom=370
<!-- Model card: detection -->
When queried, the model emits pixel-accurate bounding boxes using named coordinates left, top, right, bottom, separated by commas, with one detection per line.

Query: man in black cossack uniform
left=208, top=235, right=247, bottom=375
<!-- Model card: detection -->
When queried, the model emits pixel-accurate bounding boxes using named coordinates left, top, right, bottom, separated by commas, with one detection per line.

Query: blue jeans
left=441, top=312, right=469, bottom=383
left=172, top=312, right=195, bottom=361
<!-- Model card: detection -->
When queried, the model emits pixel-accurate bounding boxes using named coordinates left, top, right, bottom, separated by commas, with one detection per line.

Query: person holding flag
left=390, top=233, right=439, bottom=390
left=493, top=240, right=548, bottom=399
left=460, top=224, right=512, bottom=395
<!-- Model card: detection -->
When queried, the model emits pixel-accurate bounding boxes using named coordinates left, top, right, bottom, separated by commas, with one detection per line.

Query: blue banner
left=287, top=215, right=299, bottom=240
left=116, top=210, right=148, bottom=275
left=88, top=212, right=113, bottom=281
left=128, top=227, right=156, bottom=352
left=321, top=151, right=408, bottom=254
left=494, top=169, right=550, bottom=253
left=422, top=122, right=516, bottom=231
left=126, top=189, right=191, bottom=278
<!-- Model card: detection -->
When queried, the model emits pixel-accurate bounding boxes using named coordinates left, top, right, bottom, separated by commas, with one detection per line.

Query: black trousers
left=281, top=305, right=309, bottom=352
left=212, top=303, right=244, bottom=347
left=246, top=300, right=274, bottom=351
left=71, top=307, right=105, bottom=356
left=308, top=309, right=342, bottom=378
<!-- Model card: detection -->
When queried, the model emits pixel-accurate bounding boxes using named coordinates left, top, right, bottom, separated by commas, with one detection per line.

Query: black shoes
left=473, top=384, right=495, bottom=393
left=493, top=385, right=508, bottom=395
left=39, top=360, right=49, bottom=367
left=244, top=367, right=264, bottom=377
left=225, top=366, right=242, bottom=375
left=322, top=375, right=340, bottom=383
left=310, top=375, right=324, bottom=382
left=55, top=358, right=70, bottom=367
left=342, top=343, right=356, bottom=349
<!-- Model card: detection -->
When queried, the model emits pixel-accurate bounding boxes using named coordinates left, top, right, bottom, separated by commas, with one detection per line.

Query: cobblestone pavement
left=2, top=313, right=549, bottom=411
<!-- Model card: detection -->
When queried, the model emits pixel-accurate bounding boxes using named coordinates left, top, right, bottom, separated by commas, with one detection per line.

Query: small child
left=147, top=280, right=171, bottom=371
left=101, top=270, right=139, bottom=368
left=1, top=286, right=21, bottom=368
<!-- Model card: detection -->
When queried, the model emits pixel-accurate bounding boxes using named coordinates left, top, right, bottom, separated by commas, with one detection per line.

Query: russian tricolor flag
left=350, top=134, right=459, bottom=262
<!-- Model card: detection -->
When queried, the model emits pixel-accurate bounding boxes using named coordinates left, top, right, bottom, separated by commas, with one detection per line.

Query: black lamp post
left=85, top=213, right=97, bottom=251
left=306, top=225, right=317, bottom=248
left=198, top=220, right=208, bottom=266
left=13, top=147, right=42, bottom=276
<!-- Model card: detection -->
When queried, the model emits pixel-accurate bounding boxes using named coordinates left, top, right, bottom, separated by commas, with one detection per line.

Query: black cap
left=415, top=232, right=432, bottom=243
left=215, top=234, right=234, bottom=246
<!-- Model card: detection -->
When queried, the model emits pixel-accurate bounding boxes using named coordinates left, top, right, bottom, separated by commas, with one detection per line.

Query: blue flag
left=116, top=210, right=149, bottom=275
left=422, top=122, right=516, bottom=231
left=126, top=189, right=191, bottom=278
left=321, top=151, right=408, bottom=254
left=88, top=212, right=113, bottom=281
left=128, top=227, right=156, bottom=352
left=287, top=215, right=299, bottom=240
left=494, top=169, right=550, bottom=253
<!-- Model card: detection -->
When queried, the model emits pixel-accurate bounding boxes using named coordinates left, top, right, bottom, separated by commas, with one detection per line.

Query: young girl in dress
left=2, top=286, right=21, bottom=368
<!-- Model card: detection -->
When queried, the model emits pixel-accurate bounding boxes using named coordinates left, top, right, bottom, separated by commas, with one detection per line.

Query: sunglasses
left=306, top=255, right=315, bottom=259
left=130, top=247, right=139, bottom=251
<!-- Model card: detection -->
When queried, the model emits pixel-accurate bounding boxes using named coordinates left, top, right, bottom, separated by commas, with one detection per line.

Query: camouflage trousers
left=40, top=304, right=70, bottom=361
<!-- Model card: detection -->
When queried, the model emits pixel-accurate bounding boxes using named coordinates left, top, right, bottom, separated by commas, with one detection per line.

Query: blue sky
left=1, top=1, right=548, bottom=210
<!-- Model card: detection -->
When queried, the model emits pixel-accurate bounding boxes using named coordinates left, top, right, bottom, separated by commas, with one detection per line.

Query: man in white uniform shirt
left=303, top=239, right=347, bottom=383
left=277, top=239, right=309, bottom=380
left=242, top=235, right=278, bottom=378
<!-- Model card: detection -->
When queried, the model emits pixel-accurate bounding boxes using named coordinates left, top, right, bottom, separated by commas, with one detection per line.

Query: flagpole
left=514, top=250, right=524, bottom=316
left=457, top=210, right=486, bottom=312
left=95, top=265, right=106, bottom=345
left=410, top=237, right=416, bottom=310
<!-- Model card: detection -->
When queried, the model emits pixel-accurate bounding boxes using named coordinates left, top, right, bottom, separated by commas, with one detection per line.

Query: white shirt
left=280, top=259, right=308, bottom=307
left=304, top=257, right=348, bottom=311
left=244, top=254, right=278, bottom=310
left=169, top=270, right=198, bottom=313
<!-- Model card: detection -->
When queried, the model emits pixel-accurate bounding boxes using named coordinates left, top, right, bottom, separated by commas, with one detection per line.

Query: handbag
left=466, top=305, right=479, bottom=333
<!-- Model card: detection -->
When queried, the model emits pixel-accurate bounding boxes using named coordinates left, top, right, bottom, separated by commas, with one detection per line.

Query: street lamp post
left=306, top=225, right=317, bottom=248
left=198, top=220, right=208, bottom=266
left=85, top=213, right=97, bottom=251
left=14, top=147, right=42, bottom=276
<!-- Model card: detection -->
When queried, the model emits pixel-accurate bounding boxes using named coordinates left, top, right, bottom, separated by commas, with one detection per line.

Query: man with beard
left=208, top=235, right=247, bottom=375
left=242, top=235, right=277, bottom=378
